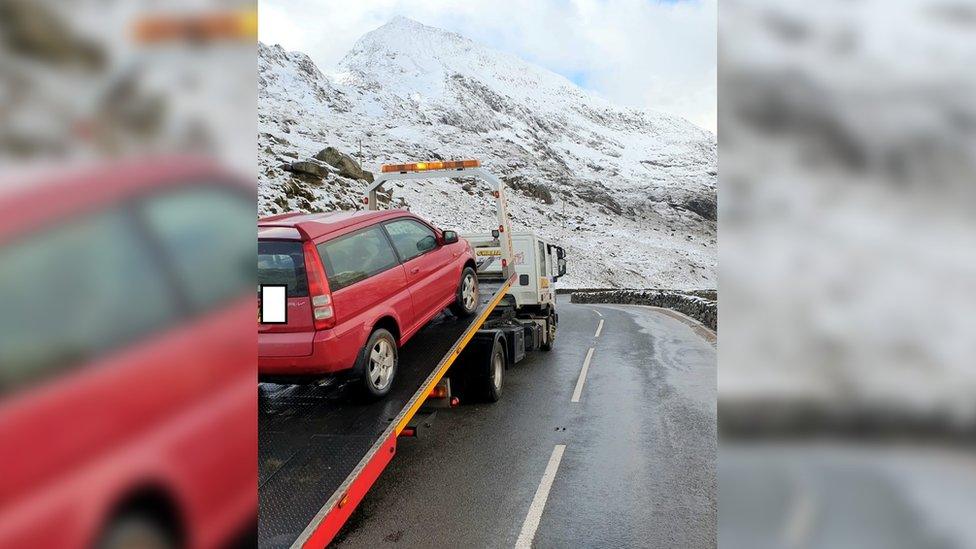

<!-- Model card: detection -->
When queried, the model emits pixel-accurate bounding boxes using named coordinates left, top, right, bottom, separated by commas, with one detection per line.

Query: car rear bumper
left=258, top=328, right=361, bottom=376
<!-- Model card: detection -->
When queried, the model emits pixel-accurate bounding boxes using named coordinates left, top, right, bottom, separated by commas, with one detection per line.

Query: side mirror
left=442, top=230, right=459, bottom=244
left=557, top=257, right=567, bottom=277
left=491, top=229, right=500, bottom=239
left=556, top=247, right=565, bottom=260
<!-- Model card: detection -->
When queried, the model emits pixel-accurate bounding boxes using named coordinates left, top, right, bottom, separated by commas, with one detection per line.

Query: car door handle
left=410, top=267, right=421, bottom=274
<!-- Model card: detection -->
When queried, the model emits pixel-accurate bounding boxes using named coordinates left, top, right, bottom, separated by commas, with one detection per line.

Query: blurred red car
left=0, top=158, right=256, bottom=548
left=258, top=210, right=478, bottom=397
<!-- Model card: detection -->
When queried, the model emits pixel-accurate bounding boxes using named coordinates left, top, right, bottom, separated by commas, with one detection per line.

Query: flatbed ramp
left=259, top=280, right=509, bottom=548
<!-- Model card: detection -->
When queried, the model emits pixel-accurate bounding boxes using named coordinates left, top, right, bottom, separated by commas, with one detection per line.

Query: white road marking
left=515, top=445, right=567, bottom=549
left=783, top=474, right=817, bottom=548
left=570, top=348, right=595, bottom=403
left=594, top=319, right=604, bottom=338
left=593, top=309, right=603, bottom=317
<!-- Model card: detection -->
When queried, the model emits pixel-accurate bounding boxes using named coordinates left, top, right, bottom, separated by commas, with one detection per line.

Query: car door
left=383, top=218, right=454, bottom=330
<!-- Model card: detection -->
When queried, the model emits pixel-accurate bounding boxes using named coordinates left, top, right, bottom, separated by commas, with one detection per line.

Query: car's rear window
left=258, top=240, right=308, bottom=297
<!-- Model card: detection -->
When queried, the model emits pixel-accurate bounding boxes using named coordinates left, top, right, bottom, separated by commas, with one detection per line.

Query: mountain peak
left=347, top=15, right=471, bottom=59
left=338, top=16, right=586, bottom=105
left=383, top=15, right=425, bottom=29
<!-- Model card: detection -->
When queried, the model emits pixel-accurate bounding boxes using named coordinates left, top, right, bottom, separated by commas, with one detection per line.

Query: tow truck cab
left=464, top=232, right=567, bottom=309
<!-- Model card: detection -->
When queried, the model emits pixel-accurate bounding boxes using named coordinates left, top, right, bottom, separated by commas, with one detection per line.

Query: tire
left=540, top=311, right=557, bottom=351
left=449, top=267, right=479, bottom=318
left=96, top=514, right=174, bottom=549
left=359, top=329, right=398, bottom=399
left=482, top=338, right=505, bottom=402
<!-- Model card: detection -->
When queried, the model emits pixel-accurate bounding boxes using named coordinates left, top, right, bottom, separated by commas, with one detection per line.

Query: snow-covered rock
left=259, top=16, right=716, bottom=289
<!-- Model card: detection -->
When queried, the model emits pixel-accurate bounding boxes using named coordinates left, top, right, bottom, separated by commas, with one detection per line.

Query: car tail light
left=303, top=239, right=335, bottom=330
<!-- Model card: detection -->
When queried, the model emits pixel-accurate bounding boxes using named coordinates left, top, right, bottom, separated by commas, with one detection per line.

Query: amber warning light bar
left=381, top=159, right=480, bottom=173
left=133, top=9, right=258, bottom=43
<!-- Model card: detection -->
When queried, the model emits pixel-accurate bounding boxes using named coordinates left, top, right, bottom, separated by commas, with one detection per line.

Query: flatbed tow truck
left=258, top=160, right=566, bottom=548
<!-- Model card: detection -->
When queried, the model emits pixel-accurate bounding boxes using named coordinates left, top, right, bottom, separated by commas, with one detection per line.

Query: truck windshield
left=258, top=240, right=309, bottom=297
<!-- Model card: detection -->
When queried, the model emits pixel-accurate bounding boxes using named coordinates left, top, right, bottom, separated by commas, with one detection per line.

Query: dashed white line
left=594, top=319, right=604, bottom=338
left=783, top=474, right=817, bottom=548
left=570, top=347, right=595, bottom=403
left=515, top=444, right=566, bottom=549
left=593, top=309, right=603, bottom=318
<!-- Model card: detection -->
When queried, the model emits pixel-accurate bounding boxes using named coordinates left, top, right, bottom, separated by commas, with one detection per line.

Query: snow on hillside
left=258, top=16, right=716, bottom=289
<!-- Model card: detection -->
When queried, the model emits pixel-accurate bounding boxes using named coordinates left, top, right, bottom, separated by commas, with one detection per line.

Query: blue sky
left=260, top=0, right=716, bottom=132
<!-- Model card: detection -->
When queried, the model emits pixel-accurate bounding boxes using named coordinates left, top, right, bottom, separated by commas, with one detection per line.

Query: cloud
left=259, top=0, right=716, bottom=132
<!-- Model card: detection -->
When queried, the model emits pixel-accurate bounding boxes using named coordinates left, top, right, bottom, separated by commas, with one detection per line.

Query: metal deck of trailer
left=258, top=279, right=511, bottom=548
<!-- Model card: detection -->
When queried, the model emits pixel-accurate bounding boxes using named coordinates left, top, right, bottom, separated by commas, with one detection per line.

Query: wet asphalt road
left=720, top=443, right=976, bottom=549
left=330, top=296, right=716, bottom=548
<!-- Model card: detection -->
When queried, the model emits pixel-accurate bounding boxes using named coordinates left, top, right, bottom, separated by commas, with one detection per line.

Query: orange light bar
left=428, top=385, right=449, bottom=399
left=381, top=159, right=480, bottom=173
left=133, top=9, right=258, bottom=44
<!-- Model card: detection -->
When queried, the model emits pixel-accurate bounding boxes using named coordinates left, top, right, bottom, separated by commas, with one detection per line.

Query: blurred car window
left=139, top=185, right=254, bottom=312
left=384, top=218, right=436, bottom=262
left=258, top=240, right=308, bottom=297
left=320, top=226, right=399, bottom=291
left=0, top=209, right=178, bottom=394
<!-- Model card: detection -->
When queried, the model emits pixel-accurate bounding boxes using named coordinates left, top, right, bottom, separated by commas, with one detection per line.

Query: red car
left=258, top=210, right=479, bottom=397
left=0, top=158, right=256, bottom=549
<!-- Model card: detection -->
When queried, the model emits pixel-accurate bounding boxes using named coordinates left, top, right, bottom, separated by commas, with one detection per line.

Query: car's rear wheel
left=449, top=267, right=479, bottom=317
left=360, top=329, right=397, bottom=399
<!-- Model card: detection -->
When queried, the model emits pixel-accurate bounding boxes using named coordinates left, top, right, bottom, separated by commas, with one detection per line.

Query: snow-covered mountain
left=258, top=16, right=716, bottom=288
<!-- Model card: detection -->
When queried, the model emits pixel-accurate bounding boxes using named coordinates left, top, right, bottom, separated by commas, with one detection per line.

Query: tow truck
left=258, top=159, right=566, bottom=547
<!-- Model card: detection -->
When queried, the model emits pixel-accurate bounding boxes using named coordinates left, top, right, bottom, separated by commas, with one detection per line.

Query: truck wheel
left=483, top=338, right=505, bottom=402
left=540, top=312, right=557, bottom=351
left=360, top=329, right=398, bottom=399
left=449, top=267, right=479, bottom=318
left=97, top=513, right=174, bottom=549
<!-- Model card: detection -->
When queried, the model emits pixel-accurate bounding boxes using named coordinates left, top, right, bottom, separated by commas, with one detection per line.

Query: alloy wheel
left=368, top=339, right=395, bottom=391
left=462, top=273, right=478, bottom=310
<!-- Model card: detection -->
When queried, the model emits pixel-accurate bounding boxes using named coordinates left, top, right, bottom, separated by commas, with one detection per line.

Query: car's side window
left=0, top=209, right=178, bottom=394
left=139, top=185, right=255, bottom=312
left=319, top=226, right=399, bottom=291
left=384, top=219, right=437, bottom=262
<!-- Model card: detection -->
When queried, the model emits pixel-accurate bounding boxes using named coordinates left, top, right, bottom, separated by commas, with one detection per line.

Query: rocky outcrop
left=502, top=175, right=554, bottom=204
left=314, top=146, right=374, bottom=182
left=682, top=196, right=717, bottom=221
left=280, top=160, right=329, bottom=179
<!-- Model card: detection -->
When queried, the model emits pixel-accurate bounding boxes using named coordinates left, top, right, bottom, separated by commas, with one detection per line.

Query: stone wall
left=570, top=289, right=717, bottom=332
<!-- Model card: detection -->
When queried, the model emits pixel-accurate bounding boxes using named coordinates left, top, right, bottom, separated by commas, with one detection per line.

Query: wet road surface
left=330, top=296, right=716, bottom=548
